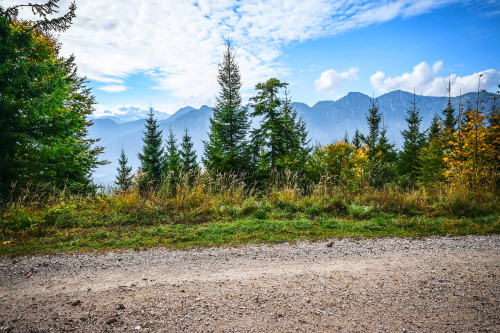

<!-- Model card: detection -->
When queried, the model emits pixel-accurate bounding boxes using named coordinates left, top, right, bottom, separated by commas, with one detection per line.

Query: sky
left=4, top=0, right=500, bottom=116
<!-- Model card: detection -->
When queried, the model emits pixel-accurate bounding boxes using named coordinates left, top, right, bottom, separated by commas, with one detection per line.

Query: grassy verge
left=1, top=213, right=498, bottom=256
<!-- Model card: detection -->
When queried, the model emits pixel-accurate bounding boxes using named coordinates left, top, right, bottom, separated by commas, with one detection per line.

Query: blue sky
left=7, top=0, right=500, bottom=115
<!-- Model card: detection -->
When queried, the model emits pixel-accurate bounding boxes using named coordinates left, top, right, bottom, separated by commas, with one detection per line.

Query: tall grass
left=1, top=170, right=498, bottom=234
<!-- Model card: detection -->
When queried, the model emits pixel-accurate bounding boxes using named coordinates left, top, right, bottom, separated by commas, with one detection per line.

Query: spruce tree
left=342, top=132, right=349, bottom=144
left=352, top=129, right=363, bottom=149
left=442, top=77, right=456, bottom=133
left=279, top=89, right=311, bottom=172
left=377, top=127, right=397, bottom=163
left=203, top=39, right=250, bottom=174
left=0, top=1, right=106, bottom=197
left=179, top=128, right=198, bottom=172
left=428, top=114, right=441, bottom=141
left=164, top=128, right=181, bottom=174
left=138, top=108, right=164, bottom=192
left=365, top=98, right=382, bottom=161
left=115, top=148, right=133, bottom=192
left=443, top=101, right=456, bottom=133
left=250, top=78, right=288, bottom=172
left=399, top=92, right=426, bottom=183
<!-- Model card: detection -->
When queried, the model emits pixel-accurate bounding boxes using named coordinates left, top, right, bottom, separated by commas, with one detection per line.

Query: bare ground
left=0, top=236, right=499, bottom=332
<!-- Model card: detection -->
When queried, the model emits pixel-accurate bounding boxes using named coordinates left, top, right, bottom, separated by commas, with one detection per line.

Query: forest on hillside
left=0, top=1, right=498, bottom=255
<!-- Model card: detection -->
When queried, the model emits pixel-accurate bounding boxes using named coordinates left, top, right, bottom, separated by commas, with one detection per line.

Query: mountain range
left=88, top=89, right=497, bottom=185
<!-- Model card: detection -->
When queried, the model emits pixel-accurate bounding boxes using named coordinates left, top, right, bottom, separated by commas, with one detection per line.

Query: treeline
left=118, top=41, right=499, bottom=195
left=121, top=41, right=311, bottom=193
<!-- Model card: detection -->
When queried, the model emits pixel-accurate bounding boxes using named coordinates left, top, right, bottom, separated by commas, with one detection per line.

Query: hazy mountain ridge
left=90, top=90, right=497, bottom=185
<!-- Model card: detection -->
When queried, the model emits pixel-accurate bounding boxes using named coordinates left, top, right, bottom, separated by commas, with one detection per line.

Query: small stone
left=71, top=300, right=81, bottom=306
left=106, top=318, right=117, bottom=325
left=116, top=304, right=125, bottom=310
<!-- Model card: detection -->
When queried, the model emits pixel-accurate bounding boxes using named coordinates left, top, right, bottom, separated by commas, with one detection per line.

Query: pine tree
left=428, top=114, right=441, bottom=141
left=399, top=91, right=426, bottom=183
left=179, top=128, right=198, bottom=172
left=115, top=148, right=133, bottom=192
left=0, top=1, right=106, bottom=197
left=377, top=127, right=397, bottom=164
left=138, top=108, right=164, bottom=192
left=365, top=98, right=382, bottom=161
left=279, top=89, right=311, bottom=172
left=443, top=79, right=456, bottom=133
left=164, top=128, right=181, bottom=174
left=352, top=129, right=363, bottom=149
left=342, top=132, right=349, bottom=144
left=203, top=39, right=250, bottom=174
left=250, top=78, right=289, bottom=172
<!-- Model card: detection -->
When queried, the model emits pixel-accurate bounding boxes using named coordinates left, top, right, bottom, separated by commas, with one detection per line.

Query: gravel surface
left=0, top=236, right=499, bottom=332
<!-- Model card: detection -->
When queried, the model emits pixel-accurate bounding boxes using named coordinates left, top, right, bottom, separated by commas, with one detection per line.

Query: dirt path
left=1, top=236, right=499, bottom=332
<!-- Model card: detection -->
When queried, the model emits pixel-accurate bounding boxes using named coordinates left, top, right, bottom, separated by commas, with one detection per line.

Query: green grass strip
left=1, top=214, right=498, bottom=257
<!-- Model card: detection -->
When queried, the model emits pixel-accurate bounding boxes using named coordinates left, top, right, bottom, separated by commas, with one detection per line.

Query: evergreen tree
left=342, top=132, right=349, bottom=144
left=162, top=128, right=182, bottom=195
left=377, top=127, right=398, bottom=164
left=399, top=92, right=426, bottom=183
left=368, top=126, right=398, bottom=187
left=352, top=129, right=363, bottom=149
left=279, top=89, right=311, bottom=172
left=365, top=98, right=382, bottom=161
left=203, top=39, right=250, bottom=174
left=138, top=108, right=164, bottom=192
left=179, top=128, right=198, bottom=172
left=164, top=128, right=181, bottom=174
left=250, top=78, right=289, bottom=172
left=0, top=1, right=106, bottom=197
left=428, top=114, right=441, bottom=141
left=442, top=79, right=456, bottom=133
left=115, top=148, right=133, bottom=192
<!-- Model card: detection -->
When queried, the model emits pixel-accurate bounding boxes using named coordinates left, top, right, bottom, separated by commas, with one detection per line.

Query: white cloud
left=98, top=85, right=128, bottom=93
left=370, top=61, right=500, bottom=96
left=4, top=0, right=464, bottom=105
left=315, top=67, right=359, bottom=93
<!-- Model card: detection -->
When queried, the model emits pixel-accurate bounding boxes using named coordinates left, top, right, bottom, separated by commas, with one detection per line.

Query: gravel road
left=0, top=236, right=499, bottom=332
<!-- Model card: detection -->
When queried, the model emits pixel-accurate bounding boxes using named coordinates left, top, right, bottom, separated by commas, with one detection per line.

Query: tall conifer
left=203, top=39, right=250, bottom=173
left=138, top=107, right=164, bottom=192
left=115, top=148, right=133, bottom=192
left=365, top=98, right=382, bottom=161
left=179, top=128, right=198, bottom=172
left=399, top=92, right=426, bottom=183
left=250, top=78, right=288, bottom=172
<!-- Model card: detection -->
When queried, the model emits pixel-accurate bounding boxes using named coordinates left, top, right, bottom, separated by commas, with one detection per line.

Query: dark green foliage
left=250, top=78, right=310, bottom=179
left=0, top=3, right=105, bottom=198
left=115, top=148, right=133, bottom=192
left=250, top=78, right=288, bottom=172
left=138, top=108, right=164, bottom=192
left=342, top=132, right=349, bottom=144
left=369, top=127, right=398, bottom=187
left=352, top=129, right=363, bottom=149
left=179, top=128, right=198, bottom=172
left=443, top=99, right=456, bottom=133
left=279, top=89, right=311, bottom=173
left=164, top=128, right=181, bottom=174
left=428, top=114, right=441, bottom=141
left=399, top=93, right=426, bottom=183
left=365, top=98, right=382, bottom=160
left=203, top=39, right=250, bottom=174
